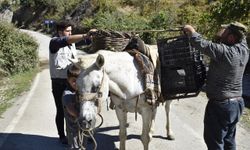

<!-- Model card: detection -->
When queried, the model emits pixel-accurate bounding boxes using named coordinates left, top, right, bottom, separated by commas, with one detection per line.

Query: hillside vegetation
left=2, top=0, right=249, bottom=42
left=0, top=21, right=38, bottom=116
left=0, top=21, right=38, bottom=76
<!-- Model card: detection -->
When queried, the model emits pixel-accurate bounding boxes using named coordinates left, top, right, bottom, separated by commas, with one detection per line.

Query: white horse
left=75, top=50, right=174, bottom=150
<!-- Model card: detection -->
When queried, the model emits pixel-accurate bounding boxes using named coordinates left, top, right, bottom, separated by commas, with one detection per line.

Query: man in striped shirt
left=184, top=22, right=248, bottom=150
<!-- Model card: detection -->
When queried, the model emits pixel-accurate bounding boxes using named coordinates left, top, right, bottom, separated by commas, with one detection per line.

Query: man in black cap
left=184, top=22, right=249, bottom=150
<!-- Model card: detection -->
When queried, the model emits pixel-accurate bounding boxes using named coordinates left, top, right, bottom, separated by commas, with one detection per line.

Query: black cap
left=221, top=22, right=247, bottom=40
left=221, top=21, right=247, bottom=33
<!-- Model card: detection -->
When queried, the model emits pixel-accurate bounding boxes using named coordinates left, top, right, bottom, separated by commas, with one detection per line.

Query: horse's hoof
left=167, top=135, right=175, bottom=140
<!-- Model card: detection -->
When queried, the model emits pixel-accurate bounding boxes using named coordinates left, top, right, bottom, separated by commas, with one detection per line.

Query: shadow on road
left=0, top=127, right=142, bottom=150
left=152, top=135, right=168, bottom=140
left=89, top=125, right=140, bottom=150
left=96, top=125, right=120, bottom=133
left=0, top=133, right=65, bottom=150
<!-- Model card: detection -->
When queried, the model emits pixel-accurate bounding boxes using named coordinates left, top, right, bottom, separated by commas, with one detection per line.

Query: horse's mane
left=78, top=50, right=132, bottom=69
left=78, top=53, right=98, bottom=69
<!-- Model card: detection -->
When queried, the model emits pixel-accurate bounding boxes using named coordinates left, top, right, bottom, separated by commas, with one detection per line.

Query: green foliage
left=149, top=9, right=178, bottom=29
left=10, top=0, right=250, bottom=42
left=20, top=0, right=47, bottom=7
left=0, top=22, right=38, bottom=75
left=119, top=0, right=170, bottom=16
left=187, top=0, right=206, bottom=6
left=92, top=0, right=118, bottom=13
left=0, top=0, right=11, bottom=11
left=143, top=9, right=178, bottom=44
left=210, top=0, right=249, bottom=24
left=120, top=0, right=134, bottom=5
left=177, top=4, right=205, bottom=26
left=199, top=0, right=250, bottom=38
left=242, top=107, right=250, bottom=130
left=19, top=0, right=63, bottom=7
left=54, top=0, right=83, bottom=18
left=197, top=12, right=215, bottom=37
left=82, top=11, right=148, bottom=31
left=20, top=0, right=83, bottom=20
left=0, top=68, right=38, bottom=116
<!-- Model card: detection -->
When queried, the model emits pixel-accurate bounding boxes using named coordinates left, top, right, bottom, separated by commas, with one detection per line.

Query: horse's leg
left=165, top=100, right=175, bottom=140
left=141, top=107, right=154, bottom=150
left=115, top=106, right=127, bottom=150
left=150, top=107, right=157, bottom=136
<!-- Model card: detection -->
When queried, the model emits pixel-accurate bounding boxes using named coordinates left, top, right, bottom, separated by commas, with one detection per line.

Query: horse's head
left=76, top=54, right=109, bottom=130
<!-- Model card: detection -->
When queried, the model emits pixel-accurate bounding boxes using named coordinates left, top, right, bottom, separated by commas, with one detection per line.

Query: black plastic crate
left=157, top=36, right=206, bottom=100
left=158, top=36, right=198, bottom=67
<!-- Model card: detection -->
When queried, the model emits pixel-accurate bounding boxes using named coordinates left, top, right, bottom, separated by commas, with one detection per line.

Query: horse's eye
left=95, top=100, right=99, bottom=106
left=91, top=86, right=98, bottom=92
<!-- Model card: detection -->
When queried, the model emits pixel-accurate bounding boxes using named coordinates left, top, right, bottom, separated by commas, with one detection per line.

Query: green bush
left=209, top=0, right=249, bottom=32
left=0, top=0, right=11, bottom=11
left=149, top=11, right=175, bottom=29
left=210, top=0, right=249, bottom=25
left=82, top=11, right=148, bottom=31
left=0, top=22, right=38, bottom=76
left=145, top=9, right=179, bottom=44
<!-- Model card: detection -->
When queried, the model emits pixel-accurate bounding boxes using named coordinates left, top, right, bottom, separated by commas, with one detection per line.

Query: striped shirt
left=190, top=32, right=249, bottom=100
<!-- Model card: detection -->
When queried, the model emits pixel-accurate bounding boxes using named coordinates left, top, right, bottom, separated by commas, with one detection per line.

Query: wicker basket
left=91, top=30, right=130, bottom=52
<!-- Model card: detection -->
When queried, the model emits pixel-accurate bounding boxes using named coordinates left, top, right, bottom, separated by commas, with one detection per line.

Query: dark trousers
left=204, top=98, right=244, bottom=150
left=52, top=78, right=67, bottom=138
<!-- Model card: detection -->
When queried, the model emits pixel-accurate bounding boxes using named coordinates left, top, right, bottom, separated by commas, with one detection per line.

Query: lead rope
left=78, top=130, right=86, bottom=150
left=78, top=129, right=97, bottom=150
left=77, top=113, right=103, bottom=150
left=135, top=94, right=140, bottom=121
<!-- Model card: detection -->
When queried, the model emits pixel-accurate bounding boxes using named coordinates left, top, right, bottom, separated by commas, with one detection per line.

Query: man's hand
left=88, top=29, right=98, bottom=36
left=183, top=25, right=196, bottom=37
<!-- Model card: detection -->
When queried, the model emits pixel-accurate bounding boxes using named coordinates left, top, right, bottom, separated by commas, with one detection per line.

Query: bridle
left=76, top=69, right=105, bottom=113
left=75, top=69, right=105, bottom=150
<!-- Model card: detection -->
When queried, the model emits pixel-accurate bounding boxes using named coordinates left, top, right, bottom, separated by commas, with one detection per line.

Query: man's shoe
left=59, top=136, right=68, bottom=145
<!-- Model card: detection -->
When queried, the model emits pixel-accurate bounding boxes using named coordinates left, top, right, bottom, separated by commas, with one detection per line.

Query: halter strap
left=76, top=69, right=105, bottom=114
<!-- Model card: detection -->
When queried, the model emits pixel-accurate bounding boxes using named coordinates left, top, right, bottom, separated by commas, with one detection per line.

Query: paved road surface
left=0, top=30, right=249, bottom=150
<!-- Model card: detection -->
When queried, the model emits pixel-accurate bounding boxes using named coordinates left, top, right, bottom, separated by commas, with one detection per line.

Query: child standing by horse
left=62, top=63, right=83, bottom=149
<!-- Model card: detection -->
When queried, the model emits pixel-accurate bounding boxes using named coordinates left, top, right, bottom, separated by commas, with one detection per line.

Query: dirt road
left=0, top=30, right=249, bottom=150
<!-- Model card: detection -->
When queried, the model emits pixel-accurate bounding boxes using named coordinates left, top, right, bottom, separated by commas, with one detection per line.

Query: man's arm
left=49, top=34, right=89, bottom=53
left=50, top=29, right=97, bottom=53
left=49, top=36, right=69, bottom=54
left=67, top=29, right=98, bottom=45
left=183, top=25, right=226, bottom=61
left=67, top=34, right=88, bottom=44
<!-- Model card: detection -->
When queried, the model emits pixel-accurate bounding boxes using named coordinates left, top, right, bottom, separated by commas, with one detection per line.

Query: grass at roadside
left=0, top=68, right=39, bottom=117
left=242, top=109, right=250, bottom=128
left=241, top=101, right=250, bottom=131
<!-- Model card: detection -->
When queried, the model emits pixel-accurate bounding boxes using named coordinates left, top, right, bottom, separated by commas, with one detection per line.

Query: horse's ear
left=96, top=54, right=105, bottom=69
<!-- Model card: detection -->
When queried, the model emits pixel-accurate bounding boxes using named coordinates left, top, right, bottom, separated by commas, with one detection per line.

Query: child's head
left=67, top=63, right=81, bottom=90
